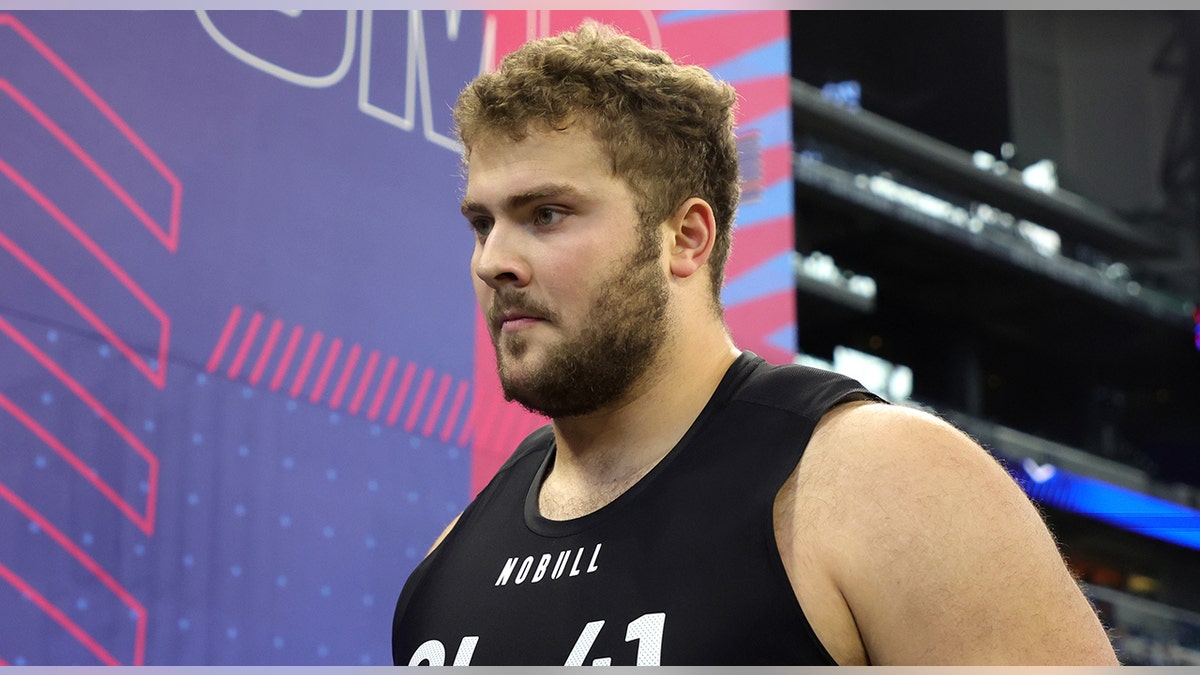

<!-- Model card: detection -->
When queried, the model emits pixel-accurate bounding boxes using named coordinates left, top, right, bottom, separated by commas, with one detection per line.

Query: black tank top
left=392, top=353, right=878, bottom=665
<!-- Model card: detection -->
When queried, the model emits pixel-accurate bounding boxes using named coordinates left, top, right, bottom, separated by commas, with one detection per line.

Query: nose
left=472, top=221, right=530, bottom=290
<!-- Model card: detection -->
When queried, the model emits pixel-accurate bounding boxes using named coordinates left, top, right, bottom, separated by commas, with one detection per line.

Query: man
left=392, top=23, right=1119, bottom=665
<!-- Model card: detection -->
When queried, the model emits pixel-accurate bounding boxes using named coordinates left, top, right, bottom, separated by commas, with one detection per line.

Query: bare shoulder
left=778, top=401, right=1119, bottom=665
left=803, top=400, right=1009, bottom=490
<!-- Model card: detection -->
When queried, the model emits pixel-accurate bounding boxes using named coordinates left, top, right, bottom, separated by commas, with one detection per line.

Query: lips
left=488, top=295, right=551, bottom=335
left=496, top=312, right=544, bottom=333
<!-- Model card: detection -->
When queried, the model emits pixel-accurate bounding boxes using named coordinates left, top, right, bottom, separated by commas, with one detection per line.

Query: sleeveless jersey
left=392, top=352, right=879, bottom=665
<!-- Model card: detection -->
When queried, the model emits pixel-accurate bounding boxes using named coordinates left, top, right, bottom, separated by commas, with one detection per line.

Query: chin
left=496, top=352, right=542, bottom=385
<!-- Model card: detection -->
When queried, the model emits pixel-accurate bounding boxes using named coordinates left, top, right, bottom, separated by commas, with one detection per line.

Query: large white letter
left=196, top=10, right=357, bottom=88
left=358, top=10, right=464, bottom=153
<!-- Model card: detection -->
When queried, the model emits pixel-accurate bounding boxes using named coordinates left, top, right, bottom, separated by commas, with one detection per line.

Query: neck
left=540, top=318, right=740, bottom=519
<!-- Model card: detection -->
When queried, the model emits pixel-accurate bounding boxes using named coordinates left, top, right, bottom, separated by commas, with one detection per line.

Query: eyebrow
left=461, top=183, right=586, bottom=217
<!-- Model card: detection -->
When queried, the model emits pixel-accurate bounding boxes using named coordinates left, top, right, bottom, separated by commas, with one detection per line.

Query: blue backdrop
left=0, top=10, right=480, bottom=665
left=0, top=10, right=796, bottom=665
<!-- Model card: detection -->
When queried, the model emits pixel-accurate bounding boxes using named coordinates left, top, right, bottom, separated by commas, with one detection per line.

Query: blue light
left=820, top=80, right=861, bottom=111
left=1016, top=460, right=1200, bottom=551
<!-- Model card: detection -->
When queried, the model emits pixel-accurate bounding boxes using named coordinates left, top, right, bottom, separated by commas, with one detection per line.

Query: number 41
left=407, top=612, right=665, bottom=665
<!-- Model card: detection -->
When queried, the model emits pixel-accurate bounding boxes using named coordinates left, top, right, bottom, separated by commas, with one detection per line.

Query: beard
left=488, top=232, right=670, bottom=419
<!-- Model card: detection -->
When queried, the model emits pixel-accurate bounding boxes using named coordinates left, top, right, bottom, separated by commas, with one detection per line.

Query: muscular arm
left=778, top=402, right=1119, bottom=665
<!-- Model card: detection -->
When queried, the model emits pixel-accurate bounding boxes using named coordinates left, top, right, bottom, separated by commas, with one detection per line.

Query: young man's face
left=462, top=125, right=671, bottom=418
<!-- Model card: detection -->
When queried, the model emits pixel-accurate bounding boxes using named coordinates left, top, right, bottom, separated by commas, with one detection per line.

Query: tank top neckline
left=522, top=351, right=760, bottom=538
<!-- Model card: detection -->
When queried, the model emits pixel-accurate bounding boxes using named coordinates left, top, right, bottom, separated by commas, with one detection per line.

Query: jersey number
left=408, top=612, right=666, bottom=666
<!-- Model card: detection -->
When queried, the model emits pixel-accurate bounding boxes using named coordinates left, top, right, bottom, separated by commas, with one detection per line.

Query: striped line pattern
left=206, top=305, right=472, bottom=446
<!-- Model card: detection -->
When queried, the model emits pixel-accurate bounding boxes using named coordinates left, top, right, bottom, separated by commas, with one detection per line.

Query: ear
left=668, top=198, right=717, bottom=280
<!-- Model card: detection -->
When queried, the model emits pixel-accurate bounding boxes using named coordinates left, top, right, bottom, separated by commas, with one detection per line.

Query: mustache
left=487, top=289, right=556, bottom=328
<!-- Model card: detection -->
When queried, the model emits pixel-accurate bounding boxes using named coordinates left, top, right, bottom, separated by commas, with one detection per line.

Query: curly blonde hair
left=453, top=22, right=740, bottom=306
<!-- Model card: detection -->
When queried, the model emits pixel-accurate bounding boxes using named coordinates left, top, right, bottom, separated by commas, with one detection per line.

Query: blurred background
left=0, top=9, right=1196, bottom=666
left=788, top=11, right=1200, bottom=665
